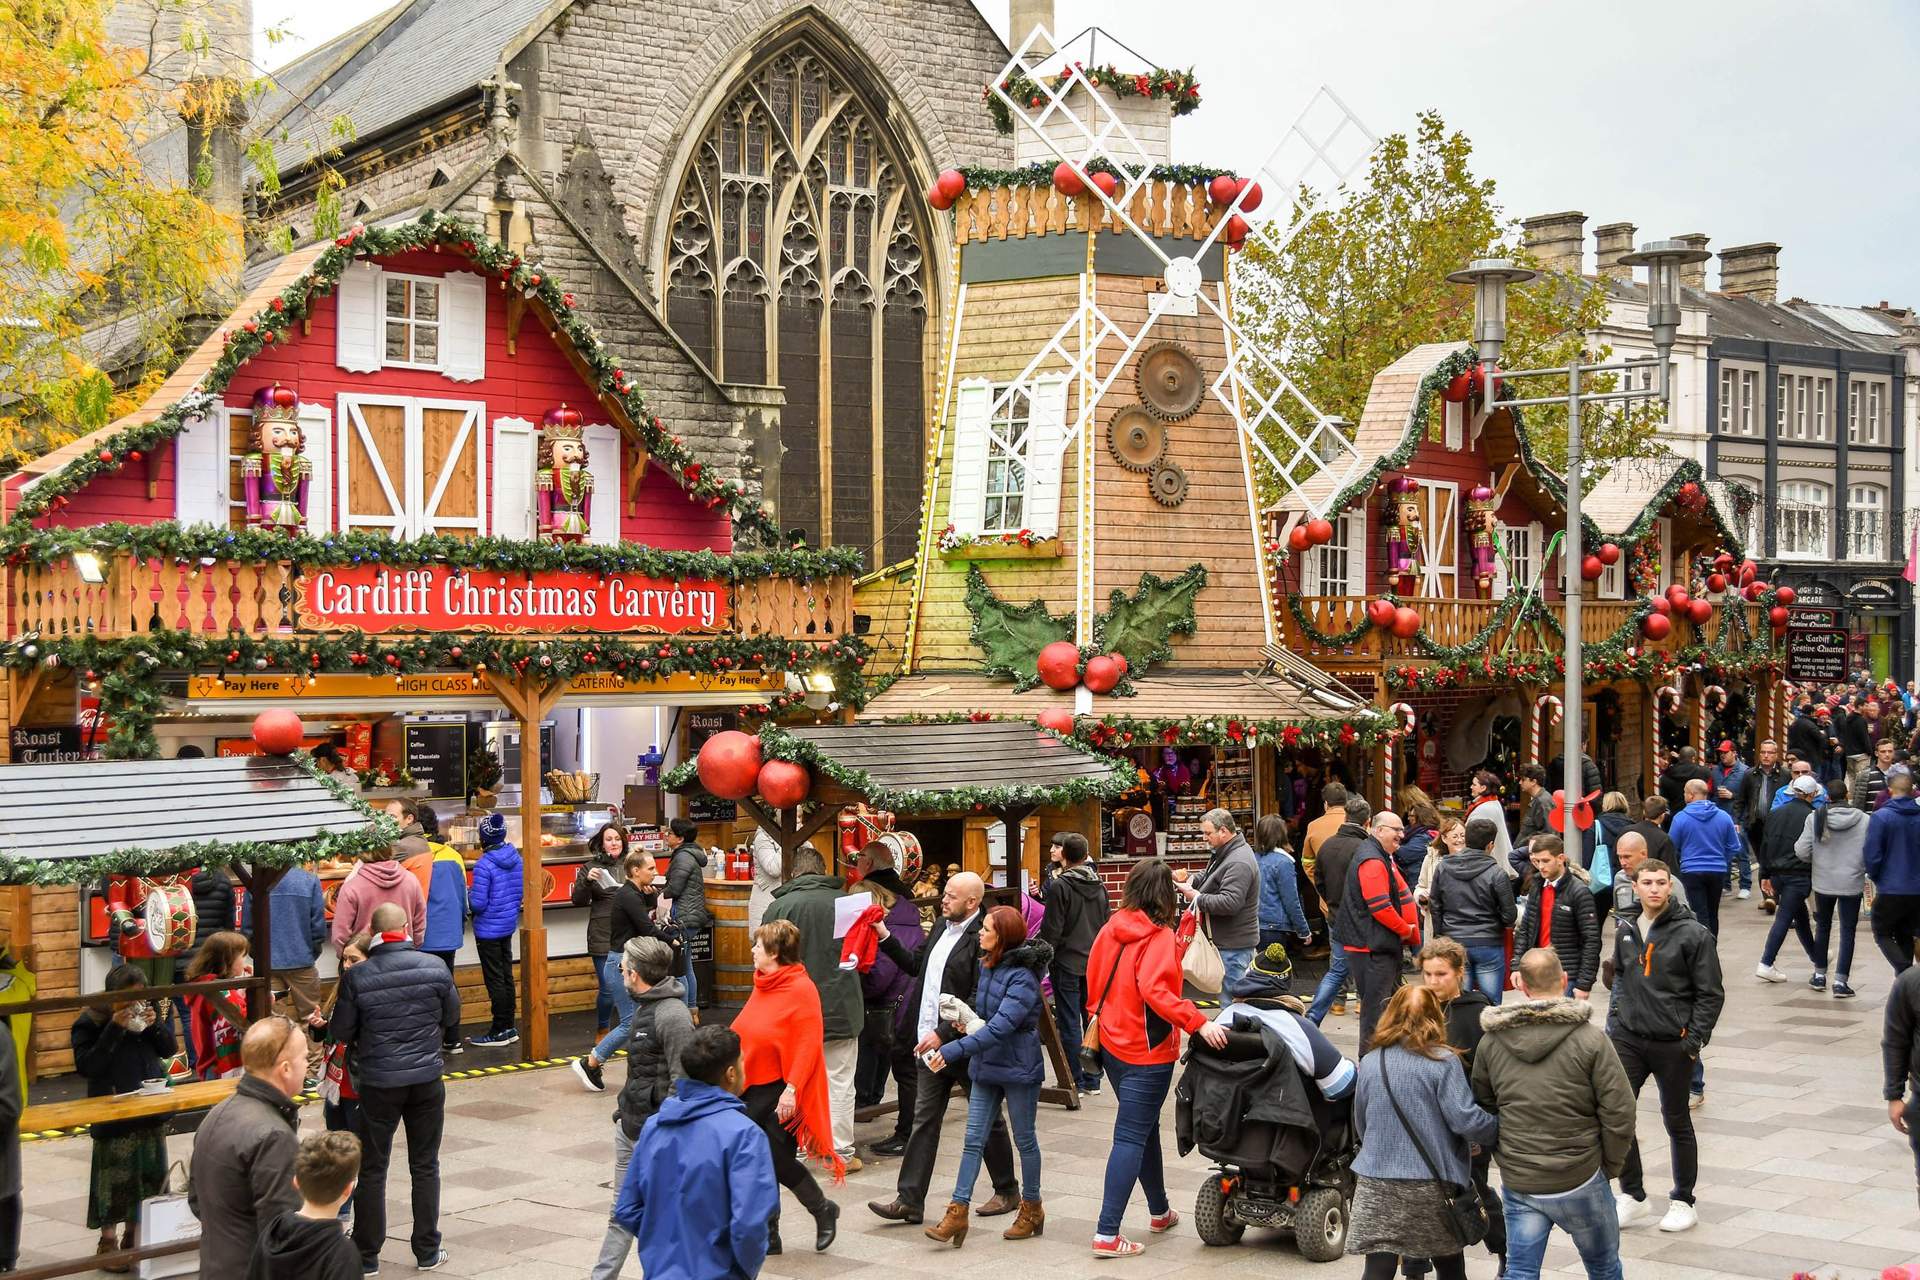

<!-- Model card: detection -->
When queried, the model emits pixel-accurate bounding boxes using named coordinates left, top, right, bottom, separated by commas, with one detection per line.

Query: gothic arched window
left=665, top=46, right=929, bottom=567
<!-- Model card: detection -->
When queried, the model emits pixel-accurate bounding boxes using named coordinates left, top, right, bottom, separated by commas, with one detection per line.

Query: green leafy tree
left=1235, top=110, right=1662, bottom=492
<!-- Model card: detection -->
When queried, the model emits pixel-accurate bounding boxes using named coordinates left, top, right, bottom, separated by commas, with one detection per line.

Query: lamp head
left=1445, top=259, right=1540, bottom=365
left=1619, top=239, right=1712, bottom=359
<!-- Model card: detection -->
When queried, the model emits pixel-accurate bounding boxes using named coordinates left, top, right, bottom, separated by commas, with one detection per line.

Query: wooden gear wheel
left=1148, top=462, right=1189, bottom=507
left=1136, top=340, right=1204, bottom=420
left=1106, top=405, right=1168, bottom=472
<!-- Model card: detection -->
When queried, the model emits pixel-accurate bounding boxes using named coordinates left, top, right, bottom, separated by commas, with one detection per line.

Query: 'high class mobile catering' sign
left=296, top=565, right=730, bottom=634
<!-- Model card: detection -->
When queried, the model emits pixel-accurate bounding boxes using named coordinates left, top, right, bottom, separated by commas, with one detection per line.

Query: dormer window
left=383, top=275, right=441, bottom=368
left=336, top=261, right=484, bottom=382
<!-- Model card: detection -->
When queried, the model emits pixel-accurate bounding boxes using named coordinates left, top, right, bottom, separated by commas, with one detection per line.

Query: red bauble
left=696, top=731, right=763, bottom=800
left=251, top=708, right=305, bottom=756
left=1687, top=598, right=1713, bottom=625
left=1706, top=573, right=1728, bottom=594
left=1390, top=606, right=1422, bottom=639
left=927, top=181, right=955, bottom=211
left=1090, top=171, right=1118, bottom=199
left=1442, top=372, right=1473, bottom=403
left=755, top=759, right=811, bottom=809
left=936, top=169, right=967, bottom=202
left=1036, top=708, right=1076, bottom=735
left=1647, top=596, right=1671, bottom=616
left=1287, top=526, right=1312, bottom=552
left=1581, top=554, right=1604, bottom=581
left=1108, top=652, right=1129, bottom=676
left=1223, top=214, right=1250, bottom=248
left=1082, top=655, right=1122, bottom=694
left=1037, top=641, right=1082, bottom=691
left=1304, top=517, right=1335, bottom=546
left=1774, top=585, right=1797, bottom=606
left=1739, top=560, right=1758, bottom=585
left=271, top=385, right=297, bottom=408
left=1641, top=612, right=1672, bottom=641
left=1365, top=598, right=1398, bottom=629
left=1596, top=542, right=1622, bottom=566
left=1468, top=363, right=1503, bottom=397
left=1713, top=551, right=1734, bottom=571
left=1206, top=174, right=1239, bottom=205
left=1769, top=606, right=1791, bottom=627
left=1052, top=162, right=1086, bottom=197
left=1743, top=581, right=1765, bottom=602
left=97, top=450, right=113, bottom=463
left=1234, top=178, right=1264, bottom=212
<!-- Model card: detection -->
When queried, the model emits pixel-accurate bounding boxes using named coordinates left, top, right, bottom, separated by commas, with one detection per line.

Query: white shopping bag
left=138, top=1162, right=199, bottom=1279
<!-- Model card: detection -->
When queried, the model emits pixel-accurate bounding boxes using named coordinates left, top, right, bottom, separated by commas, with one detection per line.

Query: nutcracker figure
left=241, top=384, right=310, bottom=532
left=103, top=871, right=199, bottom=984
left=1467, top=483, right=1499, bottom=597
left=537, top=404, right=593, bottom=542
left=1386, top=475, right=1423, bottom=592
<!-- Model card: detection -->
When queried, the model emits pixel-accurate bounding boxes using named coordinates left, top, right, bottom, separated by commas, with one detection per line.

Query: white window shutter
left=1344, top=508, right=1368, bottom=596
left=583, top=423, right=622, bottom=545
left=299, top=402, right=333, bottom=534
left=1024, top=374, right=1070, bottom=537
left=439, top=271, right=487, bottom=383
left=1491, top=524, right=1511, bottom=599
left=335, top=261, right=384, bottom=373
left=1443, top=400, right=1463, bottom=450
left=1598, top=558, right=1623, bottom=599
left=175, top=410, right=229, bottom=526
left=948, top=379, right=993, bottom=536
left=491, top=416, right=537, bottom=540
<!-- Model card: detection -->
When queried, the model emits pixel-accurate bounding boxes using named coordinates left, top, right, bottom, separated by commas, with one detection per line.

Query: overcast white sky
left=256, top=0, right=1920, bottom=308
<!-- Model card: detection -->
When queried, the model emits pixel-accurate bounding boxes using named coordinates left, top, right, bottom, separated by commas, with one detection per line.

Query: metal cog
left=1136, top=340, right=1204, bottom=421
left=1148, top=462, right=1189, bottom=507
left=1106, top=405, right=1167, bottom=472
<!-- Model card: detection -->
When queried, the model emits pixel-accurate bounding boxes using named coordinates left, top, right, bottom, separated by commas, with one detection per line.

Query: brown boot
left=1003, top=1199, right=1045, bottom=1240
left=977, top=1190, right=1018, bottom=1217
left=924, top=1200, right=969, bottom=1248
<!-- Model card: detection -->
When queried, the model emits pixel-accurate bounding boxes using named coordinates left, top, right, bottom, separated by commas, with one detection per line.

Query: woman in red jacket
left=1083, top=860, right=1228, bottom=1258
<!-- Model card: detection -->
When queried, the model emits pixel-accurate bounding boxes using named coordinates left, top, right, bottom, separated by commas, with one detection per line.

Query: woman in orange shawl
left=731, top=919, right=841, bottom=1255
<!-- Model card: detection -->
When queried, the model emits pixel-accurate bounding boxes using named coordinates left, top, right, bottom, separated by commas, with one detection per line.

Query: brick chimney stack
left=1521, top=211, right=1586, bottom=276
left=1010, top=0, right=1053, bottom=53
left=1593, top=222, right=1637, bottom=281
left=1676, top=234, right=1711, bottom=289
left=1719, top=243, right=1782, bottom=302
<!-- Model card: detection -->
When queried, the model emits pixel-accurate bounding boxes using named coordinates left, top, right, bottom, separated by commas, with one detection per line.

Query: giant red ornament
left=1052, top=162, right=1086, bottom=197
left=1036, top=708, right=1076, bottom=735
left=1706, top=573, right=1727, bottom=594
left=755, top=759, right=811, bottom=809
left=1738, top=560, right=1758, bottom=585
left=1442, top=372, right=1473, bottom=403
left=252, top=708, right=305, bottom=756
left=1206, top=174, right=1239, bottom=205
left=1304, top=517, right=1335, bottom=546
left=1713, top=551, right=1734, bottom=571
left=1390, top=606, right=1422, bottom=639
left=936, top=169, right=966, bottom=201
left=1773, top=585, right=1797, bottom=606
left=696, top=731, right=763, bottom=800
left=1646, top=596, right=1671, bottom=616
left=1743, top=581, right=1765, bottom=602
left=1596, top=542, right=1622, bottom=566
left=1365, top=598, right=1398, bottom=629
left=1037, top=641, right=1082, bottom=691
left=1641, top=612, right=1672, bottom=640
left=1287, top=526, right=1312, bottom=552
left=1769, top=606, right=1790, bottom=627
left=1222, top=214, right=1249, bottom=249
left=1687, top=598, right=1712, bottom=625
left=1581, top=554, right=1604, bottom=581
left=1082, top=654, right=1122, bottom=694
left=1090, top=171, right=1118, bottom=199
left=1234, top=178, right=1264, bottom=212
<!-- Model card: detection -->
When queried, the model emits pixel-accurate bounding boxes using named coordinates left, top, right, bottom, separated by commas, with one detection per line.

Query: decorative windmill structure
left=864, top=26, right=1391, bottom=751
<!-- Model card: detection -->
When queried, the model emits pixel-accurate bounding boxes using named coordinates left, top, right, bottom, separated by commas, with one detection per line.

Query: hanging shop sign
left=1784, top=628, right=1848, bottom=683
left=1786, top=605, right=1841, bottom=630
left=295, top=565, right=731, bottom=635
left=181, top=670, right=783, bottom=701
left=1849, top=578, right=1898, bottom=603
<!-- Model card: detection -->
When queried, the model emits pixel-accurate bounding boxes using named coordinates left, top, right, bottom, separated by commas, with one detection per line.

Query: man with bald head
left=867, top=871, right=1019, bottom=1224
left=190, top=1015, right=306, bottom=1278
left=1608, top=831, right=1689, bottom=925
left=332, top=899, right=460, bottom=1271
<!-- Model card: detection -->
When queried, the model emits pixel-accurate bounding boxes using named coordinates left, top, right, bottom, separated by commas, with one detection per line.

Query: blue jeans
left=1502, top=1169, right=1621, bottom=1280
left=1097, top=1058, right=1175, bottom=1236
left=1761, top=873, right=1820, bottom=969
left=1733, top=831, right=1754, bottom=890
left=1051, top=969, right=1097, bottom=1088
left=590, top=954, right=636, bottom=1063
left=1463, top=943, right=1507, bottom=1006
left=671, top=902, right=698, bottom=1008
left=1219, top=947, right=1254, bottom=996
left=1307, top=930, right=1352, bottom=1024
left=954, top=1079, right=1040, bottom=1206
left=593, top=952, right=618, bottom=1031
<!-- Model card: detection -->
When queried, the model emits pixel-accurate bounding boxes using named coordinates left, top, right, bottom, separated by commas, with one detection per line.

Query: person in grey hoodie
left=659, top=818, right=710, bottom=1008
left=1426, top=816, right=1517, bottom=1006
left=1799, top=777, right=1868, bottom=998
left=1175, top=808, right=1260, bottom=993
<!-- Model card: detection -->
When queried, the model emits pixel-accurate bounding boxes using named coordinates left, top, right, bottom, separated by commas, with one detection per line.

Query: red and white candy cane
left=1531, top=693, right=1563, bottom=765
left=1384, top=702, right=1416, bottom=803
left=1654, top=684, right=1683, bottom=776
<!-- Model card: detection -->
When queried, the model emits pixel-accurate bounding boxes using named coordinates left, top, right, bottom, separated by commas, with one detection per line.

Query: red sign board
left=296, top=565, right=730, bottom=635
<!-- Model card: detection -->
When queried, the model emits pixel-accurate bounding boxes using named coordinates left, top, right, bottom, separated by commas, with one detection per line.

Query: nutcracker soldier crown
left=251, top=383, right=303, bottom=435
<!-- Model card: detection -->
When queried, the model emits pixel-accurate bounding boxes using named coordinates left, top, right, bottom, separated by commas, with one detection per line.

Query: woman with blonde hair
left=1347, top=984, right=1498, bottom=1276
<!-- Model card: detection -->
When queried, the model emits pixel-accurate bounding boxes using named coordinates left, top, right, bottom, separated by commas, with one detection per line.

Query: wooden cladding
left=952, top=181, right=1226, bottom=245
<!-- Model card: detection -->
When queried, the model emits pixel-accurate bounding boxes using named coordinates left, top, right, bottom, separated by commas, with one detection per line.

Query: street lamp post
left=1448, top=239, right=1712, bottom=841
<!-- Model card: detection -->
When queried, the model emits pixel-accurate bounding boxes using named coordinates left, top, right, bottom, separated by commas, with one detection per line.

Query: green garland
left=985, top=64, right=1201, bottom=135
left=956, top=161, right=1235, bottom=191
left=2, top=631, right=870, bottom=760
left=9, top=210, right=782, bottom=543
left=838, top=708, right=1399, bottom=757
left=0, top=522, right=862, bottom=582
left=0, top=751, right=401, bottom=886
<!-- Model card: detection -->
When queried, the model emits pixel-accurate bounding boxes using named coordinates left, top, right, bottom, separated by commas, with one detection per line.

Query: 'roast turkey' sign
left=296, top=565, right=730, bottom=635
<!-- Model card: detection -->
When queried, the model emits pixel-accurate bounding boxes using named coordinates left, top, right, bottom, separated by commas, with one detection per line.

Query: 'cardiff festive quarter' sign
left=295, top=566, right=730, bottom=635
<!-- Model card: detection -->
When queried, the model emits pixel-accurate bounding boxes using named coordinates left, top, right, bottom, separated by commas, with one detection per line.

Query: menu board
left=686, top=710, right=737, bottom=824
left=406, top=721, right=469, bottom=800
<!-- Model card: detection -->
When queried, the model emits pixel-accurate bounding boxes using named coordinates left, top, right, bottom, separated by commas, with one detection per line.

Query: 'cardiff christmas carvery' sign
left=296, top=565, right=730, bottom=635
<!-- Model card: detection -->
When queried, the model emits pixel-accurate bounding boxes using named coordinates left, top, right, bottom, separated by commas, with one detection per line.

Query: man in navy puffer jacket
left=331, top=902, right=460, bottom=1273
left=1867, top=771, right=1920, bottom=973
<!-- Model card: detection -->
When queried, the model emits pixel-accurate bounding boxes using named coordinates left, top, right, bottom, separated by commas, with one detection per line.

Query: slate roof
left=784, top=720, right=1125, bottom=808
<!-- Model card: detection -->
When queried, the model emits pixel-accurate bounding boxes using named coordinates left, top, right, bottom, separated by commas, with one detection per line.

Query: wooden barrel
left=708, top=879, right=753, bottom=1008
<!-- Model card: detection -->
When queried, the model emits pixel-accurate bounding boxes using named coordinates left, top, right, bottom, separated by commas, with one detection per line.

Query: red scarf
left=732, top=963, right=844, bottom=1182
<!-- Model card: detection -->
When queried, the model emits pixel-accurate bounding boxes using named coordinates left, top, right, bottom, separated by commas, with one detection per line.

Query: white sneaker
left=1615, top=1193, right=1649, bottom=1228
left=1737, top=887, right=1752, bottom=899
left=1755, top=963, right=1788, bottom=983
left=1657, top=1200, right=1698, bottom=1232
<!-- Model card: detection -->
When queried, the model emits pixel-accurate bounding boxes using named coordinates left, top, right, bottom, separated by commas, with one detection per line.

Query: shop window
left=1492, top=521, right=1543, bottom=599
left=1850, top=378, right=1889, bottom=446
left=1718, top=365, right=1759, bottom=436
left=1301, top=509, right=1367, bottom=597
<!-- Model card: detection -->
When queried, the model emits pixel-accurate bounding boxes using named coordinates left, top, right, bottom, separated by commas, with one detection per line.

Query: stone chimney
left=1010, top=0, right=1053, bottom=53
left=183, top=77, right=249, bottom=302
left=1676, top=233, right=1710, bottom=289
left=1521, top=211, right=1586, bottom=276
left=1593, top=221, right=1637, bottom=281
left=1719, top=243, right=1782, bottom=302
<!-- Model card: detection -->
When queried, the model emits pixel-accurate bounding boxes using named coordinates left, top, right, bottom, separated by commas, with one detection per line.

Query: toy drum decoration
left=143, top=881, right=198, bottom=957
left=877, top=830, right=924, bottom=885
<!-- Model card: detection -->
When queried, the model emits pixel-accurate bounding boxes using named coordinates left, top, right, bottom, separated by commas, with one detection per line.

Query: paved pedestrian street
left=18, top=900, right=1920, bottom=1278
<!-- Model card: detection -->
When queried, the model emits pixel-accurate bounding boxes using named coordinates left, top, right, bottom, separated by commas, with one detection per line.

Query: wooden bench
left=22, top=1077, right=235, bottom=1135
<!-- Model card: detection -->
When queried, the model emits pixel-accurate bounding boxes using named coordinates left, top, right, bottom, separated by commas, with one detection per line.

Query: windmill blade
left=987, top=26, right=1161, bottom=209
left=1190, top=86, right=1379, bottom=263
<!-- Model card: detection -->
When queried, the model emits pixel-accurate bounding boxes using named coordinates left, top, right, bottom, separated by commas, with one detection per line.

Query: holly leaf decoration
left=1095, top=563, right=1207, bottom=678
left=965, top=564, right=1072, bottom=689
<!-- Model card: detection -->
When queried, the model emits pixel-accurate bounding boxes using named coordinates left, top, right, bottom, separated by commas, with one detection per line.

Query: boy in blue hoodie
left=417, top=806, right=472, bottom=1054
left=467, top=814, right=524, bottom=1048
left=615, top=1025, right=777, bottom=1280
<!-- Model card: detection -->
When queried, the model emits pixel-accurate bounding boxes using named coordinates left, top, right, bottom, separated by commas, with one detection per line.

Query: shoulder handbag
left=1079, top=940, right=1133, bottom=1078
left=1379, top=1051, right=1489, bottom=1247
left=1181, top=909, right=1224, bottom=995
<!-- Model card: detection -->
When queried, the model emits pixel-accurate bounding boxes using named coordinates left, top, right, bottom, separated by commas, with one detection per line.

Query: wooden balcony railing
left=953, top=179, right=1224, bottom=245
left=1285, top=596, right=1767, bottom=666
left=8, top=554, right=853, bottom=646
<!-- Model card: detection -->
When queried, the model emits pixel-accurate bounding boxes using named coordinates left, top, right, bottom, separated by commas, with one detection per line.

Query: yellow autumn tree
left=0, top=0, right=251, bottom=472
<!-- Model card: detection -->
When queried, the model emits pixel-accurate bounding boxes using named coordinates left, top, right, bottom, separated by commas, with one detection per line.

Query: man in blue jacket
left=1867, top=771, right=1920, bottom=974
left=615, top=1025, right=778, bottom=1280
left=1668, top=778, right=1742, bottom=938
left=241, top=861, right=328, bottom=1081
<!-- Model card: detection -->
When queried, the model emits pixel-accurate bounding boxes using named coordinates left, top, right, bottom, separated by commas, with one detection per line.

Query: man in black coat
left=1881, top=963, right=1920, bottom=1207
left=1658, top=749, right=1714, bottom=819
left=1513, top=835, right=1601, bottom=998
left=1739, top=739, right=1790, bottom=850
left=1627, top=796, right=1678, bottom=867
left=331, top=902, right=460, bottom=1273
left=1788, top=703, right=1836, bottom=782
left=866, top=872, right=1016, bottom=1224
left=1040, top=832, right=1109, bottom=1093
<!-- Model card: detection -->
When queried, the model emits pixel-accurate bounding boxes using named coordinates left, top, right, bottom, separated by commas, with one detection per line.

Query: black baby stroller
left=1174, top=1002, right=1357, bottom=1261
